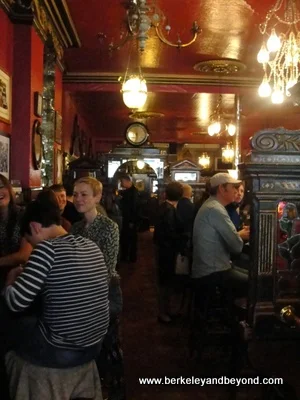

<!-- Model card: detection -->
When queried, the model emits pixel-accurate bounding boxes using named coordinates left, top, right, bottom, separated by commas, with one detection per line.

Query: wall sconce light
left=222, top=143, right=235, bottom=163
left=198, top=153, right=210, bottom=169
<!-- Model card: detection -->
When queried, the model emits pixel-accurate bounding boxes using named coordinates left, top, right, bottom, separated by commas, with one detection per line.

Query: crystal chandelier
left=257, top=0, right=300, bottom=104
left=198, top=153, right=210, bottom=169
left=222, top=143, right=235, bottom=163
left=98, top=0, right=201, bottom=53
left=207, top=95, right=236, bottom=137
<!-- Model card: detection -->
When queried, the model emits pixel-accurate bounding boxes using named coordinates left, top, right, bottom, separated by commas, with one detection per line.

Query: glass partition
left=277, top=201, right=300, bottom=299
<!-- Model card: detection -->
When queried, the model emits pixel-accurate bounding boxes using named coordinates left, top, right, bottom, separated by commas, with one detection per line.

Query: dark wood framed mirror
left=32, top=119, right=43, bottom=170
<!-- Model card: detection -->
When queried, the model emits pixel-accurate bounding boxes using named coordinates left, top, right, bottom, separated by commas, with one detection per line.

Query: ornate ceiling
left=63, top=0, right=300, bottom=149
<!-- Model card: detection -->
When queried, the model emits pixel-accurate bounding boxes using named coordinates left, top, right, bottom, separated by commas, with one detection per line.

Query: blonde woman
left=71, top=177, right=124, bottom=400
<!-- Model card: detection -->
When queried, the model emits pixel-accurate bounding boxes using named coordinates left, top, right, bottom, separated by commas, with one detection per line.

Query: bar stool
left=188, top=276, right=240, bottom=360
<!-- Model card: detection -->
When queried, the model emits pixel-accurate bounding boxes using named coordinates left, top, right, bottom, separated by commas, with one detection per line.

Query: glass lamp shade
left=267, top=29, right=281, bottom=53
left=212, top=121, right=221, bottom=134
left=122, top=76, right=148, bottom=109
left=208, top=123, right=216, bottom=136
left=257, top=43, right=270, bottom=63
left=258, top=79, right=272, bottom=97
left=198, top=153, right=210, bottom=168
left=227, top=123, right=236, bottom=136
left=271, top=89, right=284, bottom=104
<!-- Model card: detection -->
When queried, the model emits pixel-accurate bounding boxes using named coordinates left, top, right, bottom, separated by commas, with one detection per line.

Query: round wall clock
left=125, top=123, right=149, bottom=146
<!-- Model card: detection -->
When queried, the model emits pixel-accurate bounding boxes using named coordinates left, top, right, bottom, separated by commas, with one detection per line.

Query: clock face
left=125, top=123, right=148, bottom=146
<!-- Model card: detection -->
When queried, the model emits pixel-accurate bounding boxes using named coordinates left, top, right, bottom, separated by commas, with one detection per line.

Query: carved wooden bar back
left=240, top=128, right=300, bottom=333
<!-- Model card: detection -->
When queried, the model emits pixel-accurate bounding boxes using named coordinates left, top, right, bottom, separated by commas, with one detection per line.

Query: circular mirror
left=125, top=123, right=148, bottom=146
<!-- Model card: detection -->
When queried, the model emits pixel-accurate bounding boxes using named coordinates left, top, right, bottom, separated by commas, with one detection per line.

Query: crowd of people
left=153, top=173, right=250, bottom=323
left=0, top=175, right=128, bottom=400
left=0, top=171, right=250, bottom=400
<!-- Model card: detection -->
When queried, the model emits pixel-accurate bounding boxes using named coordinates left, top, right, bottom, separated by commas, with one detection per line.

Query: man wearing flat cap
left=192, top=172, right=249, bottom=295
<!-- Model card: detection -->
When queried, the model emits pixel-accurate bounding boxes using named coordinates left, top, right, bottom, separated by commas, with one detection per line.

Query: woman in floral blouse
left=71, top=177, right=125, bottom=400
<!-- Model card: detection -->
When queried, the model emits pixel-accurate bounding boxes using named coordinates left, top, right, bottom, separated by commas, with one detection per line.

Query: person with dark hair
left=61, top=181, right=83, bottom=225
left=2, top=194, right=109, bottom=398
left=49, top=184, right=72, bottom=231
left=119, top=175, right=140, bottom=263
left=153, top=181, right=184, bottom=323
left=177, top=183, right=194, bottom=238
left=226, top=182, right=245, bottom=230
left=0, top=174, right=32, bottom=287
left=193, top=180, right=211, bottom=219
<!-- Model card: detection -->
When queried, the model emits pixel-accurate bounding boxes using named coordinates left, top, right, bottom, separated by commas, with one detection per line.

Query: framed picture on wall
left=0, top=133, right=10, bottom=178
left=34, top=92, right=43, bottom=117
left=215, top=157, right=234, bottom=171
left=55, top=111, right=62, bottom=144
left=0, top=69, right=11, bottom=123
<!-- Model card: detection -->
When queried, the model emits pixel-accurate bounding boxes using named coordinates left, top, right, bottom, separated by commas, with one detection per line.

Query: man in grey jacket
left=192, top=172, right=249, bottom=296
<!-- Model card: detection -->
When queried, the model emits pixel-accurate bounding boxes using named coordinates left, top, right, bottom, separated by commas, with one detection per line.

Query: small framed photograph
left=0, top=69, right=11, bottom=123
left=55, top=111, right=62, bottom=144
left=34, top=92, right=43, bottom=118
left=0, top=133, right=10, bottom=178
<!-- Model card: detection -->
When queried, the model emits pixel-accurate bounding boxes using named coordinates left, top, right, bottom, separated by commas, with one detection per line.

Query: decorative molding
left=1, top=0, right=80, bottom=63
left=63, top=72, right=260, bottom=88
left=32, top=0, right=63, bottom=61
left=129, top=111, right=165, bottom=120
left=0, top=0, right=33, bottom=23
left=260, top=181, right=300, bottom=192
left=251, top=154, right=300, bottom=164
left=170, top=159, right=201, bottom=171
left=251, top=127, right=300, bottom=153
left=194, top=59, right=247, bottom=74
left=258, top=212, right=276, bottom=274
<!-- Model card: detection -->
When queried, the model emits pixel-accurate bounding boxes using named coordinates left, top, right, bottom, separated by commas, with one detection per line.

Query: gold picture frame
left=0, top=69, right=11, bottom=123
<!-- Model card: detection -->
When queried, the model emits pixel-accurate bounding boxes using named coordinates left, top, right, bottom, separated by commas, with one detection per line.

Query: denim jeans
left=0, top=298, right=103, bottom=369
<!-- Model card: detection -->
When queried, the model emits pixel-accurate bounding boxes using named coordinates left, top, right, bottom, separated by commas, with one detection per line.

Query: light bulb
left=271, top=90, right=284, bottom=104
left=208, top=124, right=215, bottom=136
left=122, top=76, right=148, bottom=109
left=257, top=43, right=269, bottom=63
left=267, top=29, right=281, bottom=53
left=227, top=123, right=236, bottom=136
left=137, top=160, right=145, bottom=169
left=286, top=79, right=297, bottom=96
left=212, top=121, right=221, bottom=134
left=258, top=80, right=272, bottom=97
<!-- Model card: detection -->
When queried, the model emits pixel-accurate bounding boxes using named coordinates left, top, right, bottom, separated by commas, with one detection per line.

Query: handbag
left=175, top=254, right=190, bottom=275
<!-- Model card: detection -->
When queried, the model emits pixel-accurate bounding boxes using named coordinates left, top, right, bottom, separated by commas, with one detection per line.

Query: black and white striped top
left=4, top=235, right=109, bottom=349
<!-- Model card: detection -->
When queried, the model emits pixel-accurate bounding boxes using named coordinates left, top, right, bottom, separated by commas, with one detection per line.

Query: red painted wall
left=11, top=26, right=44, bottom=188
left=62, top=92, right=93, bottom=155
left=0, top=9, right=13, bottom=135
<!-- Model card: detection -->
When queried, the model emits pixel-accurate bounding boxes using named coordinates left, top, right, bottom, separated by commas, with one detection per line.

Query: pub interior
left=2, top=0, right=300, bottom=399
